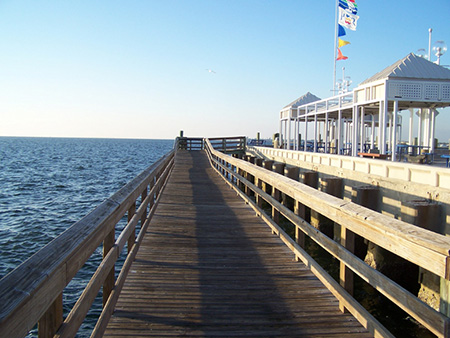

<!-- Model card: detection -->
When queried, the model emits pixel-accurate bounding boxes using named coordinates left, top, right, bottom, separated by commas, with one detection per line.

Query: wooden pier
left=103, top=150, right=371, bottom=337
left=2, top=136, right=450, bottom=338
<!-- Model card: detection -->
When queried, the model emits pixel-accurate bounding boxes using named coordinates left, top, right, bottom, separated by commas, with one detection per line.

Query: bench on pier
left=358, top=152, right=389, bottom=159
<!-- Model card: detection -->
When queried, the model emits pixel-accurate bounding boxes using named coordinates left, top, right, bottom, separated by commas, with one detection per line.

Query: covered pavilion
left=279, top=53, right=450, bottom=161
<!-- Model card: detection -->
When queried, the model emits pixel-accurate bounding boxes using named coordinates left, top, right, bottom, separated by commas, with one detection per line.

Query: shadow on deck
left=103, top=151, right=372, bottom=337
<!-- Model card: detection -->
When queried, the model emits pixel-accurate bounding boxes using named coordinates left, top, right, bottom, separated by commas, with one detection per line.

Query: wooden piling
left=401, top=199, right=443, bottom=311
left=262, top=160, right=274, bottom=195
left=283, top=166, right=299, bottom=210
left=311, top=177, right=343, bottom=238
left=352, top=186, right=379, bottom=259
left=298, top=171, right=318, bottom=223
left=340, top=185, right=379, bottom=310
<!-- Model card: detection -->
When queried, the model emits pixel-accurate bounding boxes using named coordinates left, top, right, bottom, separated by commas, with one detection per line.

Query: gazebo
left=279, top=92, right=321, bottom=150
left=280, top=53, right=450, bottom=160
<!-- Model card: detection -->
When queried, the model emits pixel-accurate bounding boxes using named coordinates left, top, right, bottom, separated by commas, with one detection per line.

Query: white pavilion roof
left=283, top=92, right=321, bottom=109
left=360, top=52, right=450, bottom=85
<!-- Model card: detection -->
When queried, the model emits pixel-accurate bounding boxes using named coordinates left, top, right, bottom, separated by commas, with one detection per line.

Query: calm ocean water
left=0, top=137, right=174, bottom=336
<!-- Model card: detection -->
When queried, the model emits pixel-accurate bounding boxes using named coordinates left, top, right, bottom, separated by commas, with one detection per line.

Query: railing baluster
left=127, top=202, right=136, bottom=253
left=339, top=226, right=355, bottom=313
left=103, top=228, right=115, bottom=307
left=141, top=186, right=148, bottom=227
left=38, top=293, right=63, bottom=338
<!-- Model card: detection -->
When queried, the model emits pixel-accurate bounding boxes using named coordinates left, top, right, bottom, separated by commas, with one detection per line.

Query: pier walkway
left=4, top=136, right=450, bottom=338
left=104, top=150, right=372, bottom=337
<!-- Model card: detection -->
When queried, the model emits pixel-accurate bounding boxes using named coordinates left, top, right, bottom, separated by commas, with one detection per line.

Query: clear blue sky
left=1, top=0, right=449, bottom=140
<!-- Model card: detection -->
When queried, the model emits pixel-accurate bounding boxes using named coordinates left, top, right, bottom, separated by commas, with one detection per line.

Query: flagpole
left=333, top=0, right=339, bottom=94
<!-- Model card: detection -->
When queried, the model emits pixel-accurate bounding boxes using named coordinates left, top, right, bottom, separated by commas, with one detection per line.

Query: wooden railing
left=249, top=146, right=450, bottom=236
left=0, top=148, right=176, bottom=338
left=208, top=136, right=246, bottom=154
left=176, top=137, right=204, bottom=150
left=204, top=139, right=450, bottom=338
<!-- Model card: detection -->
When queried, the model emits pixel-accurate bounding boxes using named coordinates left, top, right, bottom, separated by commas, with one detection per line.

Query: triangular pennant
left=338, top=38, right=350, bottom=48
left=338, top=24, right=346, bottom=37
left=337, top=48, right=348, bottom=61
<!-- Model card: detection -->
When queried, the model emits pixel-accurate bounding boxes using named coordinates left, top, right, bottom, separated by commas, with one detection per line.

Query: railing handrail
left=204, top=139, right=450, bottom=338
left=206, top=136, right=246, bottom=154
left=175, top=136, right=204, bottom=151
left=175, top=136, right=246, bottom=154
left=250, top=146, right=450, bottom=189
left=0, top=149, right=175, bottom=338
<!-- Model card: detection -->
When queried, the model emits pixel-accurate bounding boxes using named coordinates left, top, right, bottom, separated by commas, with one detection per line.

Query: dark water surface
left=0, top=137, right=173, bottom=336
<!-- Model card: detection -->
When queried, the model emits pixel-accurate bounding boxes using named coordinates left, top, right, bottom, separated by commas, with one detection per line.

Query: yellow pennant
left=338, top=38, right=350, bottom=48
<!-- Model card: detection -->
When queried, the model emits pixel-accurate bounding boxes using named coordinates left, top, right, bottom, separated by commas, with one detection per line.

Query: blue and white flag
left=339, top=0, right=357, bottom=14
left=338, top=7, right=359, bottom=31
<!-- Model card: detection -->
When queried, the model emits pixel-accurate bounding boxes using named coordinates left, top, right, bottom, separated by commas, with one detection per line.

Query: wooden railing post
left=103, top=229, right=115, bottom=307
left=149, top=177, right=155, bottom=210
left=38, top=293, right=63, bottom=338
left=141, top=186, right=148, bottom=227
left=255, top=158, right=263, bottom=208
left=127, top=202, right=136, bottom=253
left=339, top=226, right=355, bottom=312
left=231, top=163, right=236, bottom=185
left=271, top=162, right=285, bottom=225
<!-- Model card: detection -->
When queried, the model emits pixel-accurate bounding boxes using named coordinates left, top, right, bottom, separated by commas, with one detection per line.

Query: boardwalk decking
left=104, top=150, right=373, bottom=337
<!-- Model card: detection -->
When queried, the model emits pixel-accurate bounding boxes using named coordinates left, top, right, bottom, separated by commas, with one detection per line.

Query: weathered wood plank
left=104, top=151, right=373, bottom=338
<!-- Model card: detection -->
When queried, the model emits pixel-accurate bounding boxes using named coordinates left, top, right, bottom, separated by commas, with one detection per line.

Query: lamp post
left=432, top=40, right=447, bottom=65
left=418, top=28, right=446, bottom=65
left=337, top=67, right=352, bottom=94
left=416, top=48, right=428, bottom=59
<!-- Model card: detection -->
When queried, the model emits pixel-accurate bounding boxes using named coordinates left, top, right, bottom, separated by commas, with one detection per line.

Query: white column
left=304, top=117, right=308, bottom=151
left=380, top=100, right=388, bottom=154
left=417, top=109, right=423, bottom=148
left=313, top=114, right=318, bottom=152
left=430, top=109, right=437, bottom=154
left=391, top=101, right=398, bottom=161
left=337, top=110, right=342, bottom=154
left=409, top=109, right=414, bottom=146
left=352, top=106, right=359, bottom=156
left=279, top=119, right=283, bottom=149
left=386, top=112, right=392, bottom=151
left=345, top=118, right=349, bottom=153
left=423, top=109, right=430, bottom=148
left=287, top=112, right=292, bottom=150
left=371, top=114, right=376, bottom=149
left=325, top=112, right=329, bottom=153
left=360, top=107, right=365, bottom=153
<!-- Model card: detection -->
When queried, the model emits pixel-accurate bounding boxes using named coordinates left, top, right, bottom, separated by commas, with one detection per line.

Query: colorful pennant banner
left=335, top=0, right=359, bottom=62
